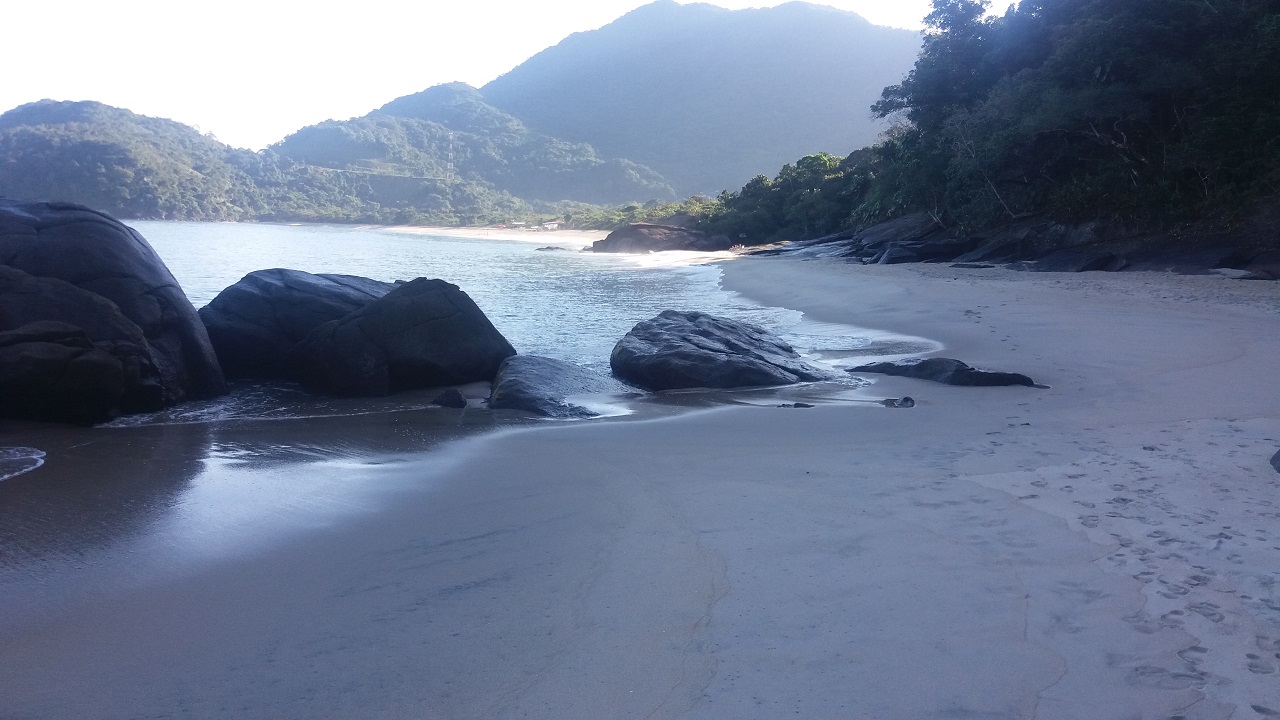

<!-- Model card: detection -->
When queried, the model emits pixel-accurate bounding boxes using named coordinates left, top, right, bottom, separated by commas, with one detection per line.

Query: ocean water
left=0, top=222, right=936, bottom=586
left=116, top=221, right=935, bottom=423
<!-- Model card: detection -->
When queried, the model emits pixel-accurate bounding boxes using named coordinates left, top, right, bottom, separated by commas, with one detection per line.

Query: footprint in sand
left=1246, top=654, right=1276, bottom=674
left=1187, top=602, right=1225, bottom=623
left=1125, top=665, right=1203, bottom=690
left=1253, top=705, right=1280, bottom=717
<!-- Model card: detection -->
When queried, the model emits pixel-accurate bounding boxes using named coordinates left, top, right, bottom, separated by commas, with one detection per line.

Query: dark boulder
left=875, top=244, right=922, bottom=265
left=953, top=221, right=1107, bottom=265
left=199, top=269, right=393, bottom=379
left=431, top=389, right=469, bottom=409
left=610, top=310, right=827, bottom=391
left=0, top=200, right=226, bottom=402
left=592, top=224, right=733, bottom=253
left=1245, top=250, right=1280, bottom=280
left=288, top=278, right=516, bottom=396
left=1028, top=250, right=1128, bottom=273
left=0, top=266, right=166, bottom=421
left=851, top=357, right=1038, bottom=387
left=851, top=213, right=951, bottom=252
left=490, top=355, right=637, bottom=418
left=0, top=321, right=132, bottom=425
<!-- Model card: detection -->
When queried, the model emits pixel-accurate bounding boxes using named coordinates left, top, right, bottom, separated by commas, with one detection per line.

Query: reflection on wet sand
left=0, top=404, right=535, bottom=621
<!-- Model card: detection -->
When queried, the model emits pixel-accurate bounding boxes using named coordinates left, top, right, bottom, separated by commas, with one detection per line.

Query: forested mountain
left=481, top=0, right=922, bottom=195
left=0, top=101, right=260, bottom=221
left=0, top=100, right=540, bottom=224
left=286, top=82, right=675, bottom=204
left=0, top=85, right=676, bottom=223
left=700, top=0, right=1280, bottom=245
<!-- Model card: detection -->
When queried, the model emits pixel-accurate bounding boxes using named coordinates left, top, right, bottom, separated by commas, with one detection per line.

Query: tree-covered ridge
left=0, top=100, right=543, bottom=225
left=0, top=92, right=681, bottom=225
left=703, top=0, right=1280, bottom=243
left=0, top=101, right=260, bottom=220
left=282, top=83, right=675, bottom=205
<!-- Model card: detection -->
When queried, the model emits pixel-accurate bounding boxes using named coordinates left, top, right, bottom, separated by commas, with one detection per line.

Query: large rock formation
left=0, top=267, right=167, bottom=422
left=610, top=310, right=826, bottom=391
left=199, top=269, right=393, bottom=378
left=0, top=321, right=140, bottom=425
left=0, top=200, right=226, bottom=406
left=850, top=357, right=1038, bottom=387
left=591, top=224, right=733, bottom=253
left=288, top=278, right=516, bottom=396
left=489, top=355, right=637, bottom=418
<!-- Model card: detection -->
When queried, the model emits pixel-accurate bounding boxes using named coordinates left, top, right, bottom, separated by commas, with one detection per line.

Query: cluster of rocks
left=761, top=212, right=1280, bottom=278
left=2, top=201, right=1055, bottom=427
left=200, top=271, right=516, bottom=397
left=0, top=202, right=840, bottom=425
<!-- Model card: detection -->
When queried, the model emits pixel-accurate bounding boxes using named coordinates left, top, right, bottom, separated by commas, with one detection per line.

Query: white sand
left=1, top=259, right=1278, bottom=718
left=380, top=224, right=607, bottom=246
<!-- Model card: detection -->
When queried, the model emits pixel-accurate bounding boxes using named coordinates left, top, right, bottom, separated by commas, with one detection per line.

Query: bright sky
left=1, top=1, right=1016, bottom=150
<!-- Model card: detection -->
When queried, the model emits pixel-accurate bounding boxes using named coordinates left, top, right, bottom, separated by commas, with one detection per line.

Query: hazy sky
left=2, top=0, right=1016, bottom=150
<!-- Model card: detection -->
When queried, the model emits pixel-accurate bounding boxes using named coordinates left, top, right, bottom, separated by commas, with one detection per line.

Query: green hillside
left=481, top=0, right=922, bottom=196
left=0, top=100, right=259, bottom=221
left=288, top=82, right=676, bottom=205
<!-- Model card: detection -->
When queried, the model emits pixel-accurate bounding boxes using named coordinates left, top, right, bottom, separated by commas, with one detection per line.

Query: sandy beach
left=2, top=258, right=1279, bottom=718
left=380, top=224, right=609, bottom=247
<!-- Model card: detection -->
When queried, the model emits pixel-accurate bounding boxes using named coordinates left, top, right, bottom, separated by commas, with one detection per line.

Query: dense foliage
left=481, top=0, right=921, bottom=196
left=0, top=91, right=673, bottom=225
left=703, top=0, right=1280, bottom=243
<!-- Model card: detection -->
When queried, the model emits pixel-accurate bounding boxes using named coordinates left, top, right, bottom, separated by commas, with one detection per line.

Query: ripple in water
left=0, top=447, right=46, bottom=482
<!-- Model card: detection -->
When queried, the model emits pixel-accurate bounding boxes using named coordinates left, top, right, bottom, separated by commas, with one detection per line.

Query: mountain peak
left=481, top=1, right=920, bottom=194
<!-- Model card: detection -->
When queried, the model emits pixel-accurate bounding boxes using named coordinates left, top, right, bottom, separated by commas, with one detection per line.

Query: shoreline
left=2, top=258, right=1279, bottom=717
left=377, top=223, right=608, bottom=245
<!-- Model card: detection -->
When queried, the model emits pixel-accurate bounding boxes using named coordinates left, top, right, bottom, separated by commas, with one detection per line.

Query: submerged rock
left=490, top=355, right=636, bottom=418
left=851, top=358, right=1038, bottom=387
left=611, top=310, right=827, bottom=391
left=199, top=269, right=393, bottom=379
left=288, top=278, right=515, bottom=396
left=591, top=223, right=733, bottom=253
left=0, top=200, right=226, bottom=404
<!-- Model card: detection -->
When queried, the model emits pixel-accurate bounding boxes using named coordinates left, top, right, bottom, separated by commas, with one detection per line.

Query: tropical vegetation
left=700, top=0, right=1280, bottom=244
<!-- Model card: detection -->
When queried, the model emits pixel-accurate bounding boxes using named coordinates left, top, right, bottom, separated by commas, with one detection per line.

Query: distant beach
left=2, top=256, right=1278, bottom=717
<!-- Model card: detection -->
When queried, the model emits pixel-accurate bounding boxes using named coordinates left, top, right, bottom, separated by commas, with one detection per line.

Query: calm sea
left=132, top=221, right=931, bottom=388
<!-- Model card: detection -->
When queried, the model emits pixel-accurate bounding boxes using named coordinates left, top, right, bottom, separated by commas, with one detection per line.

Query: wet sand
left=2, top=259, right=1279, bottom=718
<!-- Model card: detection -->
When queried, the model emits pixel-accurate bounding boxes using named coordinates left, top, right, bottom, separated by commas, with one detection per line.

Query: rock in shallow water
left=288, top=278, right=515, bottom=396
left=851, top=357, right=1037, bottom=387
left=490, top=355, right=636, bottom=418
left=199, top=269, right=393, bottom=379
left=610, top=310, right=827, bottom=391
